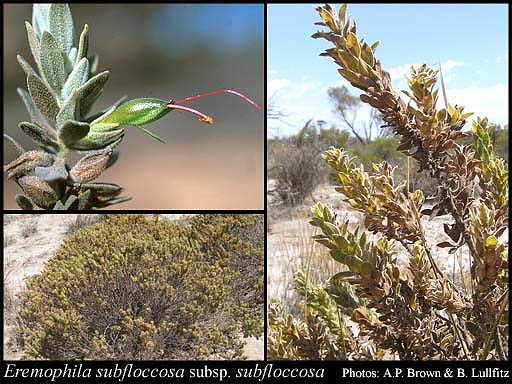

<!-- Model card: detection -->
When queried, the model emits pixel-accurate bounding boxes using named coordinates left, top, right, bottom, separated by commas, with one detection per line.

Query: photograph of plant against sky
left=267, top=4, right=508, bottom=360
left=4, top=4, right=264, bottom=210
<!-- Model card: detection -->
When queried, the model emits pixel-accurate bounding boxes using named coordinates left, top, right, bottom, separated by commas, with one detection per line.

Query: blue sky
left=268, top=4, right=508, bottom=137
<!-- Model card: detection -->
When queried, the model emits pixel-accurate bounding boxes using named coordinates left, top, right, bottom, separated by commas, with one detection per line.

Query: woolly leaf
left=19, top=121, right=60, bottom=153
left=25, top=22, right=42, bottom=71
left=39, top=31, right=66, bottom=93
left=56, top=89, right=79, bottom=128
left=77, top=71, right=110, bottom=118
left=16, top=55, right=38, bottom=78
left=32, top=4, right=50, bottom=39
left=15, top=194, right=34, bottom=210
left=58, top=120, right=90, bottom=147
left=27, top=74, right=59, bottom=124
left=48, top=4, right=74, bottom=54
left=62, top=57, right=89, bottom=100
left=76, top=24, right=89, bottom=64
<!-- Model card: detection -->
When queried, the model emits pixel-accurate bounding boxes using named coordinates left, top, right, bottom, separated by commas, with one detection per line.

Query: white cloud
left=269, top=69, right=279, bottom=75
left=441, top=59, right=464, bottom=71
left=268, top=78, right=290, bottom=96
left=444, top=83, right=508, bottom=125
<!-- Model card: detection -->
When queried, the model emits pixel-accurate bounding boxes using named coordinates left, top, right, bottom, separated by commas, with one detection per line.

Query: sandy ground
left=3, top=214, right=263, bottom=360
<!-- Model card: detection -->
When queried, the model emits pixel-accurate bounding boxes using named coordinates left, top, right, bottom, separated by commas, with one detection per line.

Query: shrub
left=269, top=4, right=508, bottom=361
left=17, top=214, right=263, bottom=360
left=269, top=122, right=350, bottom=205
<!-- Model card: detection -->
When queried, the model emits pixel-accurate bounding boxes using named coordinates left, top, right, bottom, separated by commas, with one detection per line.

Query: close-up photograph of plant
left=4, top=3, right=263, bottom=210
left=4, top=214, right=264, bottom=360
left=267, top=4, right=508, bottom=360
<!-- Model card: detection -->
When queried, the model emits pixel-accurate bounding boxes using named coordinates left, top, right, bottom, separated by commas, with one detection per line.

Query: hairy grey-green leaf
left=53, top=200, right=67, bottom=210
left=32, top=4, right=50, bottom=39
left=16, top=55, right=38, bottom=78
left=80, top=182, right=123, bottom=198
left=72, top=129, right=124, bottom=151
left=88, top=53, right=99, bottom=75
left=94, top=196, right=131, bottom=208
left=25, top=22, right=42, bottom=72
left=63, top=195, right=78, bottom=210
left=48, top=4, right=74, bottom=54
left=34, top=163, right=69, bottom=183
left=4, top=134, right=25, bottom=156
left=77, top=189, right=92, bottom=210
left=56, top=89, right=79, bottom=128
left=40, top=31, right=66, bottom=93
left=19, top=121, right=60, bottom=153
left=15, top=194, right=34, bottom=210
left=17, top=88, right=55, bottom=133
left=18, top=175, right=59, bottom=209
left=59, top=120, right=90, bottom=147
left=77, top=70, right=109, bottom=118
left=62, top=57, right=89, bottom=100
left=64, top=47, right=77, bottom=75
left=76, top=24, right=89, bottom=64
left=27, top=74, right=59, bottom=124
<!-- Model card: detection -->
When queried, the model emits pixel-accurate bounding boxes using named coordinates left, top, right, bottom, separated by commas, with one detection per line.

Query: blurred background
left=3, top=4, right=264, bottom=209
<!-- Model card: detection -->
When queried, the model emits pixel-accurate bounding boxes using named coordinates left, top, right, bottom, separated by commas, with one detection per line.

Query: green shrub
left=17, top=214, right=263, bottom=360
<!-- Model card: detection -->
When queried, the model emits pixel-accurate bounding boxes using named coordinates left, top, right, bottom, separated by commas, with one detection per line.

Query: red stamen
left=166, top=103, right=214, bottom=124
left=174, top=89, right=261, bottom=110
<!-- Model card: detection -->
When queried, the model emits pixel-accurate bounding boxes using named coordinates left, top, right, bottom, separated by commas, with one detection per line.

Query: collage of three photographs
left=2, top=2, right=509, bottom=367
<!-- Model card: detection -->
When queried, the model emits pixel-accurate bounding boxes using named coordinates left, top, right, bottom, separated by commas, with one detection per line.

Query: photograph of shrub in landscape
left=267, top=4, right=508, bottom=360
left=4, top=4, right=264, bottom=210
left=3, top=214, right=264, bottom=360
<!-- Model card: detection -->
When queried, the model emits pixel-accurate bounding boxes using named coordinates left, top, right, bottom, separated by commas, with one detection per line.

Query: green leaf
left=93, top=196, right=131, bottom=208
left=64, top=47, right=77, bottom=75
left=58, top=120, right=90, bottom=147
left=77, top=189, right=92, bottom=210
left=53, top=200, right=67, bottom=210
left=80, top=182, right=123, bottom=198
left=27, top=73, right=60, bottom=124
left=56, top=89, right=79, bottom=128
left=15, top=194, right=34, bottom=210
left=72, top=129, right=124, bottom=151
left=338, top=3, right=347, bottom=24
left=88, top=53, right=99, bottom=75
left=4, top=134, right=25, bottom=156
left=62, top=57, right=89, bottom=100
left=77, top=71, right=110, bottom=118
left=76, top=24, right=89, bottom=64
left=48, top=4, right=74, bottom=54
left=39, top=31, right=66, bottom=93
left=16, top=55, right=38, bottom=78
left=25, top=22, right=42, bottom=72
left=32, top=4, right=50, bottom=39
left=18, top=121, right=60, bottom=153
left=63, top=195, right=78, bottom=210
left=17, top=88, right=55, bottom=133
